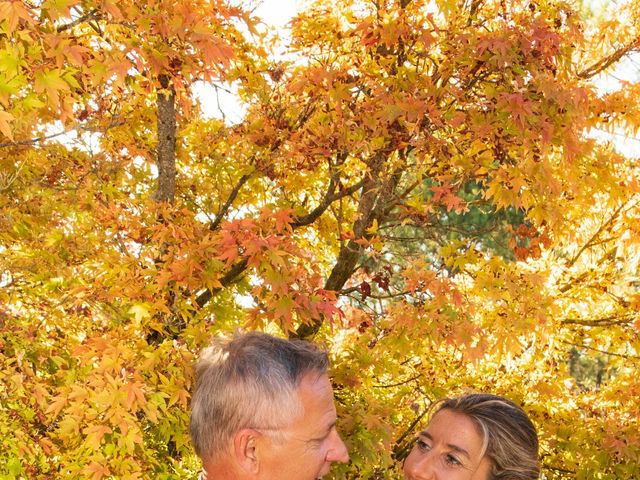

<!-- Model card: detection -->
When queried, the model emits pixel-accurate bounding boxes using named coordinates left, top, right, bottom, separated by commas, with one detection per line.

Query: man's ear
left=233, top=428, right=261, bottom=474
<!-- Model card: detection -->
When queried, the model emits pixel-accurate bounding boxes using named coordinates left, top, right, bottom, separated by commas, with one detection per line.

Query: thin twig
left=560, top=340, right=640, bottom=360
left=56, top=9, right=99, bottom=32
left=0, top=118, right=126, bottom=149
left=578, top=37, right=640, bottom=79
left=567, top=201, right=629, bottom=268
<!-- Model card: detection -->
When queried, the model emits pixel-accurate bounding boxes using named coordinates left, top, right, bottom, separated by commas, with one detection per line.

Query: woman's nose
left=405, top=452, right=437, bottom=480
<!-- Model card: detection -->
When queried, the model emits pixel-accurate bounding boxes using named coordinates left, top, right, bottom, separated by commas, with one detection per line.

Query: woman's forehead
left=423, top=409, right=486, bottom=458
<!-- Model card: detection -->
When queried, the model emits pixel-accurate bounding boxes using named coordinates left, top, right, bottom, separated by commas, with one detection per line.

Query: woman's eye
left=445, top=454, right=462, bottom=466
left=415, top=438, right=431, bottom=451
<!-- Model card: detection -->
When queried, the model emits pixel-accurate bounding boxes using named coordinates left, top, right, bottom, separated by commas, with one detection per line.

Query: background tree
left=1, top=0, right=639, bottom=478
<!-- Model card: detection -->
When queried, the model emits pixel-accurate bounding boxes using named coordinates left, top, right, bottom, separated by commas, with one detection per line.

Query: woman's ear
left=233, top=428, right=260, bottom=474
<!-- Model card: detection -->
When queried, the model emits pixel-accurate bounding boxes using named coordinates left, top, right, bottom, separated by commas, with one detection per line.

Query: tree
left=1, top=0, right=639, bottom=478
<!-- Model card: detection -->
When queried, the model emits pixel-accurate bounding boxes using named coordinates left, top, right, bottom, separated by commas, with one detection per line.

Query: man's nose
left=327, top=430, right=350, bottom=464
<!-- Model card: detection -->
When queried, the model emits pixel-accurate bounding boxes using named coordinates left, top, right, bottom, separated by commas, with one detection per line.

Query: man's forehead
left=299, top=371, right=333, bottom=395
left=295, top=373, right=338, bottom=426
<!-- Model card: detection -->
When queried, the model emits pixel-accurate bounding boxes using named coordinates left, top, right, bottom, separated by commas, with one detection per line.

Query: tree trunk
left=154, top=74, right=176, bottom=203
left=294, top=153, right=389, bottom=339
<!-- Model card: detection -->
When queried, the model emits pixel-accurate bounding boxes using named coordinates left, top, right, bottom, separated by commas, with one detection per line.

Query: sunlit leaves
left=2, top=0, right=640, bottom=478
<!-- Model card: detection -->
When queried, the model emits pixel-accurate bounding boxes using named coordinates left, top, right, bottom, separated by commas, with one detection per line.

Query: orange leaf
left=0, top=110, right=14, bottom=141
left=84, top=461, right=111, bottom=480
left=124, top=381, right=147, bottom=409
left=0, top=0, right=34, bottom=33
left=45, top=394, right=68, bottom=417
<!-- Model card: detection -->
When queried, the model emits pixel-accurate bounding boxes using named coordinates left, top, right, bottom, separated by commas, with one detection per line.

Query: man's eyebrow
left=311, top=421, right=336, bottom=441
left=419, top=431, right=471, bottom=459
left=323, top=421, right=337, bottom=434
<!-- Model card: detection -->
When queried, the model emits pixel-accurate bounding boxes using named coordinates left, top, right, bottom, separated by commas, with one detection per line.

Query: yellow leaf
left=56, top=416, right=80, bottom=438
left=128, top=303, right=151, bottom=322
left=366, top=218, right=379, bottom=234
left=168, top=387, right=189, bottom=408
left=34, top=69, right=70, bottom=107
left=68, top=385, right=88, bottom=402
left=83, top=424, right=112, bottom=450
left=0, top=110, right=14, bottom=140
left=0, top=47, right=20, bottom=74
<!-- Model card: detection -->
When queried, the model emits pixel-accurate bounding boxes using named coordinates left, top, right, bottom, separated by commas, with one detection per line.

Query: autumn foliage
left=1, top=0, right=640, bottom=478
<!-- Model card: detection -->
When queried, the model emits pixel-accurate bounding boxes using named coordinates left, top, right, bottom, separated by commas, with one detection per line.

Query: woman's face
left=403, top=409, right=492, bottom=480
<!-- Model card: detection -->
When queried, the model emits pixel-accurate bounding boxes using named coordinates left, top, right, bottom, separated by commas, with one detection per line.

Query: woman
left=403, top=393, right=540, bottom=480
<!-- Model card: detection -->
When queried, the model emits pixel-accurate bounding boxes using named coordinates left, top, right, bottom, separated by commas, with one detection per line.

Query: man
left=190, top=331, right=349, bottom=479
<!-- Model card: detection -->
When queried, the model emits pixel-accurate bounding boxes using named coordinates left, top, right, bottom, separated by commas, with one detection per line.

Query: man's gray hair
left=189, top=331, right=329, bottom=462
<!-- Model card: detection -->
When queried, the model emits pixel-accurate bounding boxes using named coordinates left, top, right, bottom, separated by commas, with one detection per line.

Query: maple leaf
left=84, top=461, right=111, bottom=480
left=83, top=424, right=113, bottom=450
left=0, top=109, right=14, bottom=140
left=124, top=381, right=147, bottom=409
left=499, top=92, right=534, bottom=130
left=430, top=183, right=467, bottom=213
left=273, top=208, right=294, bottom=232
left=271, top=295, right=295, bottom=331
left=168, top=387, right=189, bottom=408
left=0, top=0, right=34, bottom=33
left=34, top=69, right=70, bottom=108
left=68, top=385, right=89, bottom=402
left=102, top=0, right=123, bottom=20
left=45, top=394, right=68, bottom=417
left=4, top=0, right=640, bottom=477
left=198, top=37, right=235, bottom=67
left=480, top=34, right=513, bottom=64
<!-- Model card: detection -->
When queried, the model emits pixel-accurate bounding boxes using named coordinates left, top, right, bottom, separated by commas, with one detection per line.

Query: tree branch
left=558, top=247, right=616, bottom=293
left=56, top=9, right=99, bottom=32
left=195, top=258, right=249, bottom=308
left=542, top=464, right=576, bottom=475
left=392, top=406, right=430, bottom=461
left=561, top=313, right=635, bottom=327
left=190, top=102, right=321, bottom=309
left=209, top=173, right=253, bottom=231
left=292, top=176, right=366, bottom=228
left=294, top=151, right=405, bottom=338
left=578, top=37, right=640, bottom=79
left=373, top=374, right=422, bottom=388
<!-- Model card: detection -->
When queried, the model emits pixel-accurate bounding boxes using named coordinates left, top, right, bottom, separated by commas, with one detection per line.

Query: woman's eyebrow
left=447, top=443, right=471, bottom=459
left=420, top=431, right=472, bottom=459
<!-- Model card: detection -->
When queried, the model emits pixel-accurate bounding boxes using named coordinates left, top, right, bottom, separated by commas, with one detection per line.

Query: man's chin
left=315, top=462, right=335, bottom=479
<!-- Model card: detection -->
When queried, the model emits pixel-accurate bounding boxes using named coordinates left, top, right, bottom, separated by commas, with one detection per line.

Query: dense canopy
left=1, top=0, right=639, bottom=478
